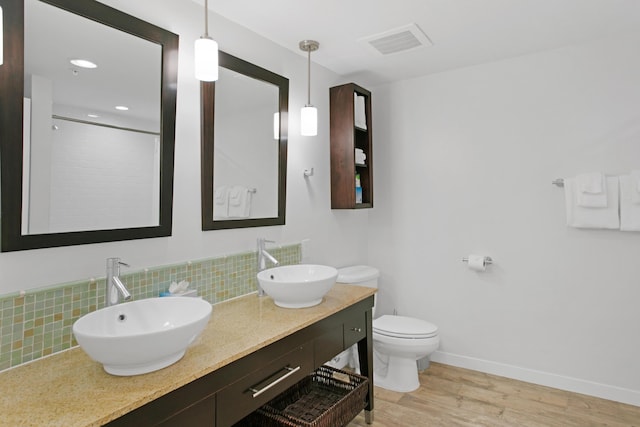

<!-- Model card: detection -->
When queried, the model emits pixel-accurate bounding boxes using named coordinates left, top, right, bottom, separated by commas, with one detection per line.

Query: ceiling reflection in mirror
left=22, top=0, right=161, bottom=234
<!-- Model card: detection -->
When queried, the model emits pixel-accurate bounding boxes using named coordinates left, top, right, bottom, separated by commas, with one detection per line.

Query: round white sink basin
left=73, top=297, right=212, bottom=376
left=257, top=264, right=338, bottom=308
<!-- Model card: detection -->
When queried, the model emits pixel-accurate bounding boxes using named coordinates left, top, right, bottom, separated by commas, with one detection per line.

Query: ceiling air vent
left=359, top=23, right=432, bottom=55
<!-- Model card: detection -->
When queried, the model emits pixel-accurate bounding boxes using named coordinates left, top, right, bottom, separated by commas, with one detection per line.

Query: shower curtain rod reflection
left=52, top=115, right=160, bottom=136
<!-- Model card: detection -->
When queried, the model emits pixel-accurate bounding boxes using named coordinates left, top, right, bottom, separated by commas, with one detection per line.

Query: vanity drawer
left=315, top=326, right=344, bottom=366
left=216, top=341, right=313, bottom=427
left=343, top=311, right=367, bottom=348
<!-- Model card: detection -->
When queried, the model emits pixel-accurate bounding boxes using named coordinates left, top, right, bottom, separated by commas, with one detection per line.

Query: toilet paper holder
left=461, top=256, right=493, bottom=265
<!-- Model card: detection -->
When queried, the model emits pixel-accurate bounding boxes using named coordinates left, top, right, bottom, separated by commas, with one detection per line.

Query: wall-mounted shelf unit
left=330, top=83, right=373, bottom=209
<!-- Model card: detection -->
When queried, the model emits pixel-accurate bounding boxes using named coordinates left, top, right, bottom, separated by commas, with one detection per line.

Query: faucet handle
left=118, top=261, right=130, bottom=268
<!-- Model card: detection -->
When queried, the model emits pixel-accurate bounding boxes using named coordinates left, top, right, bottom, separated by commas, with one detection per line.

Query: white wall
left=369, top=33, right=640, bottom=405
left=0, top=0, right=369, bottom=294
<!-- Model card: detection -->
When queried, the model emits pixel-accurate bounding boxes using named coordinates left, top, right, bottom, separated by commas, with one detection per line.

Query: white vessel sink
left=73, top=297, right=212, bottom=376
left=257, top=264, right=338, bottom=308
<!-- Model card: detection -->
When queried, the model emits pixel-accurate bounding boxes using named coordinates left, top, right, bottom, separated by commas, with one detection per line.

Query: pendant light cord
left=307, top=48, right=311, bottom=105
left=203, top=0, right=209, bottom=37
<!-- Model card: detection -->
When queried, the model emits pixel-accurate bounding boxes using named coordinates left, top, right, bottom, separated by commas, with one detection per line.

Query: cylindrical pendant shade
left=301, top=106, right=317, bottom=136
left=194, top=37, right=218, bottom=81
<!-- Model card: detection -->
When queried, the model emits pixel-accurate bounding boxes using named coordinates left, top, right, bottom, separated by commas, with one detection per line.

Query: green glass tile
left=11, top=350, right=22, bottom=365
left=0, top=244, right=301, bottom=370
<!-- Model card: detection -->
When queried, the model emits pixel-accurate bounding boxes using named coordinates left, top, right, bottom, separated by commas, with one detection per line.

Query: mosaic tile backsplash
left=0, top=244, right=300, bottom=371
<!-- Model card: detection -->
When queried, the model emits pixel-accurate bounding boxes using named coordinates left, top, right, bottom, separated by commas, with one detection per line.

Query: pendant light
left=194, top=0, right=218, bottom=81
left=299, top=40, right=319, bottom=136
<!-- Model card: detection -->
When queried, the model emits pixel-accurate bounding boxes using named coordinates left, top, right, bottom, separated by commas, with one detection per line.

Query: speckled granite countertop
left=0, top=284, right=375, bottom=427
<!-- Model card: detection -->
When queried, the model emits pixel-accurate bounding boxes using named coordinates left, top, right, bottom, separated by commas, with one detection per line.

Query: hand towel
left=619, top=175, right=640, bottom=231
left=630, top=170, right=640, bottom=204
left=213, top=186, right=228, bottom=219
left=227, top=186, right=252, bottom=218
left=576, top=172, right=607, bottom=207
left=576, top=172, right=604, bottom=193
left=564, top=176, right=619, bottom=229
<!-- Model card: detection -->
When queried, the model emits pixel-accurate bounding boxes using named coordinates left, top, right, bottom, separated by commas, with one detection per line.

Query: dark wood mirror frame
left=201, top=52, right=289, bottom=230
left=0, top=0, right=179, bottom=251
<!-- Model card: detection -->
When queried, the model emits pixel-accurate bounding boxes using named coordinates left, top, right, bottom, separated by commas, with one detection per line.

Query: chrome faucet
left=257, top=238, right=279, bottom=296
left=106, top=257, right=132, bottom=306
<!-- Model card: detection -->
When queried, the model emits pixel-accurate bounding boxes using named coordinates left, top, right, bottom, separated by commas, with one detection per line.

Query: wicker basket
left=237, top=365, right=369, bottom=427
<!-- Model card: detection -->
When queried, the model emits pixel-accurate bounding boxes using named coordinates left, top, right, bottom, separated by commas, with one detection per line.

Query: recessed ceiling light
left=115, top=106, right=129, bottom=111
left=87, top=114, right=99, bottom=118
left=70, top=59, right=98, bottom=69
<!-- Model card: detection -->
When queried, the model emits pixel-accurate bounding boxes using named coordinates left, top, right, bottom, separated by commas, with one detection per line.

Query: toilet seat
left=373, top=315, right=438, bottom=339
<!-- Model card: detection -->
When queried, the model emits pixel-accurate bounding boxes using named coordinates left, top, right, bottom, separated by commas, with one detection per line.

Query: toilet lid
left=373, top=315, right=438, bottom=339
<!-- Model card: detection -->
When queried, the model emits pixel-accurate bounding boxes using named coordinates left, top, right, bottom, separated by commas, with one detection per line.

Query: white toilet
left=335, top=265, right=440, bottom=393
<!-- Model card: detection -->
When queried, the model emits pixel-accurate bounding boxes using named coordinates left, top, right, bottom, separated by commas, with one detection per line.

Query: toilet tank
left=337, top=266, right=380, bottom=316
left=337, top=265, right=380, bottom=288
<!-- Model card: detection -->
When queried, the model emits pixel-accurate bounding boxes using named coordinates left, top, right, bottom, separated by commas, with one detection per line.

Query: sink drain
left=117, top=314, right=126, bottom=322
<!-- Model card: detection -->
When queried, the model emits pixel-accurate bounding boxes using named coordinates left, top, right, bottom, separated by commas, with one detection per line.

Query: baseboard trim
left=431, top=351, right=640, bottom=407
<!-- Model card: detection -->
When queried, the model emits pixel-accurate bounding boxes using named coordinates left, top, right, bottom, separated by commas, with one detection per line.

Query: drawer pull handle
left=350, top=327, right=363, bottom=333
left=249, top=366, right=301, bottom=398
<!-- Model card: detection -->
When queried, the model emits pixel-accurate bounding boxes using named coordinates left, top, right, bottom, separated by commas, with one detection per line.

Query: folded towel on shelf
left=576, top=172, right=607, bottom=207
left=354, top=94, right=367, bottom=130
left=213, top=186, right=229, bottom=219
left=619, top=175, right=640, bottom=231
left=564, top=176, right=619, bottom=229
left=355, top=148, right=366, bottom=165
left=227, top=186, right=252, bottom=218
left=630, top=170, right=640, bottom=204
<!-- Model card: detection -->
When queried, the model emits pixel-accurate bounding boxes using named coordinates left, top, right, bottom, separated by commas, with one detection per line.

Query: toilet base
left=374, top=352, right=420, bottom=393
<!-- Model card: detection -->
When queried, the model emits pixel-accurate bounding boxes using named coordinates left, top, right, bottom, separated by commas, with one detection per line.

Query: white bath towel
left=227, top=186, right=252, bottom=218
left=564, top=176, right=619, bottom=229
left=213, top=186, right=228, bottom=219
left=619, top=175, right=640, bottom=231
left=630, top=170, right=640, bottom=204
left=575, top=172, right=607, bottom=207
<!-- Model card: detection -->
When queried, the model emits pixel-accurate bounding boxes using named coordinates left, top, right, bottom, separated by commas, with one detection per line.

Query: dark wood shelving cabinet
left=330, top=83, right=374, bottom=209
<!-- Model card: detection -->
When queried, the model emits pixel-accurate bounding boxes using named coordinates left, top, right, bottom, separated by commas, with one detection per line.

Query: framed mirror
left=0, top=0, right=179, bottom=251
left=201, top=52, right=289, bottom=230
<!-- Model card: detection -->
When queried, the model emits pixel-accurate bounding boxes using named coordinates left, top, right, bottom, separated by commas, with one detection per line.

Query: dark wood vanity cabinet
left=330, top=83, right=374, bottom=209
left=107, top=296, right=374, bottom=427
left=216, top=342, right=314, bottom=426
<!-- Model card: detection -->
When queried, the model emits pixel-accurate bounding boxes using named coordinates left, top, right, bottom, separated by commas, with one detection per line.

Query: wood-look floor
left=348, top=362, right=640, bottom=426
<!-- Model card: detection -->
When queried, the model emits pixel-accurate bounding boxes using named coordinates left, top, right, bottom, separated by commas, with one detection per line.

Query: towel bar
left=462, top=256, right=492, bottom=265
left=552, top=179, right=565, bottom=187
